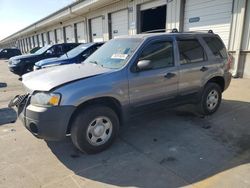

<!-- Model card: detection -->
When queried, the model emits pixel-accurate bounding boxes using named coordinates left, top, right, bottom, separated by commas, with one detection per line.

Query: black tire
left=71, top=105, right=119, bottom=154
left=197, top=82, right=222, bottom=115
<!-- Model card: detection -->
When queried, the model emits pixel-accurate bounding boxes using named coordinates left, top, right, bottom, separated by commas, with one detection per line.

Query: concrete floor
left=0, top=59, right=249, bottom=188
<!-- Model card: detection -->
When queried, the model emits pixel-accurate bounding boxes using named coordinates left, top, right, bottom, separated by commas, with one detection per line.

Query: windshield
left=85, top=38, right=142, bottom=69
left=35, top=45, right=52, bottom=54
left=61, top=43, right=92, bottom=58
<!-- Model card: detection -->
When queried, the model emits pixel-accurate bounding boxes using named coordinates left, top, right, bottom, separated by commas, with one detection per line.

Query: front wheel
left=197, top=83, right=222, bottom=115
left=70, top=105, right=119, bottom=154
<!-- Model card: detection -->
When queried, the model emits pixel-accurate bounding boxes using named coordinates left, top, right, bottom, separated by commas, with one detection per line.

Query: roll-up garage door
left=184, top=0, right=233, bottom=47
left=65, top=25, right=74, bottom=43
left=139, top=0, right=167, bottom=33
left=30, top=37, right=34, bottom=49
left=76, top=22, right=86, bottom=43
left=22, top=39, right=26, bottom=52
left=42, top=33, right=48, bottom=46
left=56, top=28, right=63, bottom=44
left=38, top=34, right=43, bottom=46
left=90, top=17, right=104, bottom=42
left=35, top=35, right=39, bottom=47
left=49, top=30, right=56, bottom=44
left=25, top=38, right=29, bottom=51
left=111, top=9, right=129, bottom=38
left=32, top=36, right=36, bottom=47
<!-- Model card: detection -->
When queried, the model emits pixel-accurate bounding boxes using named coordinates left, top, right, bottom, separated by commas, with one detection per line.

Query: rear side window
left=50, top=45, right=64, bottom=55
left=203, top=37, right=227, bottom=59
left=64, top=44, right=78, bottom=52
left=139, top=41, right=174, bottom=69
left=177, top=39, right=205, bottom=65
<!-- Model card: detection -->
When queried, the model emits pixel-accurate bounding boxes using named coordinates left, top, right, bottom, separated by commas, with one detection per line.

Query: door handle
left=164, top=72, right=176, bottom=79
left=200, top=66, right=208, bottom=72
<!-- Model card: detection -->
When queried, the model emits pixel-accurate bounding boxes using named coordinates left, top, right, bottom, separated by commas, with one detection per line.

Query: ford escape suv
left=9, top=31, right=232, bottom=154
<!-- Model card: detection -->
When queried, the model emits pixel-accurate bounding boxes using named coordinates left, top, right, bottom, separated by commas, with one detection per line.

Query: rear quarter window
left=203, top=37, right=227, bottom=59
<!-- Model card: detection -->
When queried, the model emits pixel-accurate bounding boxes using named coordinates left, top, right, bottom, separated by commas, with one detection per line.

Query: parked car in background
left=8, top=43, right=80, bottom=76
left=34, top=42, right=104, bottom=70
left=0, top=48, right=21, bottom=59
left=10, top=31, right=232, bottom=154
left=29, top=47, right=41, bottom=54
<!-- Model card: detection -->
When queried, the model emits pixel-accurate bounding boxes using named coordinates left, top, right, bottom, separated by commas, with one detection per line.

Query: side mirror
left=137, top=60, right=152, bottom=71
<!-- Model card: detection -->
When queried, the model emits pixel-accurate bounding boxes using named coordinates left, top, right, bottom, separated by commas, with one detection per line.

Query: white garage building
left=0, top=0, right=249, bottom=78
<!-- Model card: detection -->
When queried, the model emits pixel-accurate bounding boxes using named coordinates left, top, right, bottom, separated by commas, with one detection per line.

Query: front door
left=128, top=39, right=179, bottom=107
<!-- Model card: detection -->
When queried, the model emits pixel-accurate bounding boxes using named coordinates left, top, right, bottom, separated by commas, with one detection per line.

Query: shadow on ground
left=46, top=99, right=250, bottom=187
left=0, top=108, right=17, bottom=125
left=0, top=82, right=7, bottom=88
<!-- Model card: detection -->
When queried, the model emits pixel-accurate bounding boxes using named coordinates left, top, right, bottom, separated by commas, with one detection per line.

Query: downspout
left=232, top=0, right=247, bottom=77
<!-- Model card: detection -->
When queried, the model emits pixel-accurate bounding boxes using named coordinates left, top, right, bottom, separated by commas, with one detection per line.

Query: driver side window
left=139, top=41, right=174, bottom=70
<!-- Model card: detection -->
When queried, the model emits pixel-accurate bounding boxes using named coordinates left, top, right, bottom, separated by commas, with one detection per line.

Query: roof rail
left=183, top=30, right=214, bottom=34
left=141, top=29, right=167, bottom=34
left=141, top=28, right=179, bottom=34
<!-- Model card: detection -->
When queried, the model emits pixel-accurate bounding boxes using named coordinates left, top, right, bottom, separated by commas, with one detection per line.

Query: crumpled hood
left=12, top=53, right=40, bottom=60
left=35, top=57, right=67, bottom=67
left=22, top=63, right=111, bottom=92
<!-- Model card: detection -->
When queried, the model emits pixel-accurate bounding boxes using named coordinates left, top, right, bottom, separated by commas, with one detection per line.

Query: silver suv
left=10, top=32, right=232, bottom=154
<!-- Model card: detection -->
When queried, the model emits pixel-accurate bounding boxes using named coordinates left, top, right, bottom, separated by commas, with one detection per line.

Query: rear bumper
left=224, top=72, right=232, bottom=91
left=20, top=104, right=76, bottom=141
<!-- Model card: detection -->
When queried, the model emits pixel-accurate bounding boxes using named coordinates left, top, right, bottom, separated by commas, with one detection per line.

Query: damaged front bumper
left=9, top=94, right=75, bottom=141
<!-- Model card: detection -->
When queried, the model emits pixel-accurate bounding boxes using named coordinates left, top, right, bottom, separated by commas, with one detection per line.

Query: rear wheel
left=197, top=83, right=222, bottom=115
left=70, top=105, right=119, bottom=154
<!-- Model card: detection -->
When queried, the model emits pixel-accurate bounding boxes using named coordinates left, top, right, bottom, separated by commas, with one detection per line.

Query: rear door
left=177, top=36, right=207, bottom=95
left=128, top=38, right=179, bottom=107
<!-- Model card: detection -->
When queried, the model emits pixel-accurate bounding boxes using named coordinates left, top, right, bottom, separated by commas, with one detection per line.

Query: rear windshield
left=203, top=37, right=227, bottom=59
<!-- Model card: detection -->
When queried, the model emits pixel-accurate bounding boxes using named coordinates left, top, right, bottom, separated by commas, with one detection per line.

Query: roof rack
left=140, top=28, right=213, bottom=34
left=141, top=29, right=167, bottom=33
left=141, top=28, right=179, bottom=34
left=183, top=29, right=214, bottom=34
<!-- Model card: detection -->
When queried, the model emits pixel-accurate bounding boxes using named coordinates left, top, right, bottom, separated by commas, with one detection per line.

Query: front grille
left=8, top=94, right=29, bottom=108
